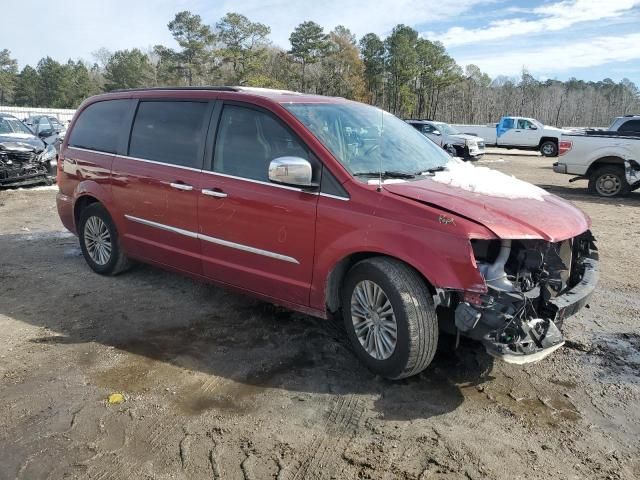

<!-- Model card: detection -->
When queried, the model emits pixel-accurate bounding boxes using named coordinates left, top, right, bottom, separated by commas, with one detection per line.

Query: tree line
left=0, top=11, right=638, bottom=127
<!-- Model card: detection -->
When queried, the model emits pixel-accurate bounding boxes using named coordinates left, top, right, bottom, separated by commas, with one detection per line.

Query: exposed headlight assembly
left=40, top=144, right=57, bottom=163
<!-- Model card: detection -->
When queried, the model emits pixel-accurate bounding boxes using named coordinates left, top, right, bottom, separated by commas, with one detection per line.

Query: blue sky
left=2, top=0, right=639, bottom=84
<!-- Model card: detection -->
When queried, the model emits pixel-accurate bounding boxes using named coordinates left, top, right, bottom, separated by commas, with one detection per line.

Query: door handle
left=170, top=182, right=193, bottom=191
left=202, top=188, right=228, bottom=198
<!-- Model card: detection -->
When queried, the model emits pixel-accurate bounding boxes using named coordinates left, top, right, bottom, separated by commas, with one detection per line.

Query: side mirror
left=529, top=125, right=538, bottom=130
left=433, top=130, right=442, bottom=136
left=268, top=156, right=318, bottom=189
left=38, top=129, right=55, bottom=138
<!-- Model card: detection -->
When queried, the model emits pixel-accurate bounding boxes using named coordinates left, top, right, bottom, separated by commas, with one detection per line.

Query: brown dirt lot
left=1, top=152, right=639, bottom=479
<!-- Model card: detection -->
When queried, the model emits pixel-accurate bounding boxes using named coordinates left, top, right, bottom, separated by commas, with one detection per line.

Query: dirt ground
left=1, top=151, right=639, bottom=480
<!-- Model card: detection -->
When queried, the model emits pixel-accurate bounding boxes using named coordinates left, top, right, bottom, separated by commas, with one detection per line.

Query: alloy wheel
left=84, top=216, right=112, bottom=265
left=350, top=280, right=398, bottom=360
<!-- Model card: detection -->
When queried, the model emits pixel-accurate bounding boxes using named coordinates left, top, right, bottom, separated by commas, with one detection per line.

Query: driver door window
left=517, top=119, right=531, bottom=129
left=213, top=105, right=309, bottom=182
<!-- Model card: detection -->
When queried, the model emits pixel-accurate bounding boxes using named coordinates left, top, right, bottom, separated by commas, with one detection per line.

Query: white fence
left=0, top=106, right=76, bottom=123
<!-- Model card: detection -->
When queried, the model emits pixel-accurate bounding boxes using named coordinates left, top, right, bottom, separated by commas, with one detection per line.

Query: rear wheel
left=341, top=257, right=438, bottom=379
left=588, top=165, right=631, bottom=197
left=540, top=140, right=558, bottom=157
left=78, top=203, right=131, bottom=275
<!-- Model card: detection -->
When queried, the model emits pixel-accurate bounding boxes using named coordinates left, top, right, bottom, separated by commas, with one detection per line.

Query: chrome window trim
left=68, top=147, right=350, bottom=199
left=124, top=214, right=299, bottom=264
left=118, top=154, right=203, bottom=172
left=202, top=170, right=316, bottom=194
left=67, top=146, right=115, bottom=156
left=319, top=192, right=349, bottom=201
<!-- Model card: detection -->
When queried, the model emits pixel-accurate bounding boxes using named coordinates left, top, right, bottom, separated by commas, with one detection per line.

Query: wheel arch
left=324, top=251, right=436, bottom=315
left=538, top=136, right=559, bottom=148
left=585, top=156, right=625, bottom=176
left=73, top=194, right=101, bottom=229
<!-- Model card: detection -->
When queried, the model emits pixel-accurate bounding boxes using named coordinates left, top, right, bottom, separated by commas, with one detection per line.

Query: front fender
left=309, top=193, right=490, bottom=311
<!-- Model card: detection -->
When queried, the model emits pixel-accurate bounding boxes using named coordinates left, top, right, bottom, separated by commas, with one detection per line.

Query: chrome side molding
left=124, top=214, right=299, bottom=264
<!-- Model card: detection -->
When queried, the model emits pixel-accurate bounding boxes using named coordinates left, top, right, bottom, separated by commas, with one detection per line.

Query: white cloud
left=456, top=32, right=640, bottom=77
left=433, top=0, right=640, bottom=47
left=205, top=0, right=493, bottom=47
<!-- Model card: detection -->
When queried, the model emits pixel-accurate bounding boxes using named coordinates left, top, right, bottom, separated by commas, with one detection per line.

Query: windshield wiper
left=353, top=170, right=415, bottom=179
left=415, top=166, right=447, bottom=176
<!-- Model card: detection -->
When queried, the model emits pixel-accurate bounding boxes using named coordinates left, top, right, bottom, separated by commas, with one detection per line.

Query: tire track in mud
left=290, top=394, right=366, bottom=480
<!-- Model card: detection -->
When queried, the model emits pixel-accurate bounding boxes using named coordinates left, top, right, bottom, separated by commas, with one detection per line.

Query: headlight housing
left=40, top=144, right=57, bottom=162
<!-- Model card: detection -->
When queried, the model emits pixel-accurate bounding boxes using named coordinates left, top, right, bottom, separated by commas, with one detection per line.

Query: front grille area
left=0, top=150, right=47, bottom=185
left=7, top=150, right=36, bottom=162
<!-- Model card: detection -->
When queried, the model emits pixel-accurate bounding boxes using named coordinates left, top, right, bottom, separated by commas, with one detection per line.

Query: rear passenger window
left=129, top=101, right=209, bottom=168
left=68, top=100, right=130, bottom=153
left=619, top=120, right=640, bottom=134
left=213, top=105, right=309, bottom=182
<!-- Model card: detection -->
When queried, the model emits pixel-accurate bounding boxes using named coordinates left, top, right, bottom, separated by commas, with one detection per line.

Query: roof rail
left=623, top=114, right=640, bottom=117
left=112, top=86, right=241, bottom=93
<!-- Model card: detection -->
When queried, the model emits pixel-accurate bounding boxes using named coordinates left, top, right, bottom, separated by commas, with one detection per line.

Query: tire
left=78, top=203, right=131, bottom=275
left=540, top=140, right=558, bottom=157
left=588, top=165, right=631, bottom=197
left=341, top=257, right=438, bottom=379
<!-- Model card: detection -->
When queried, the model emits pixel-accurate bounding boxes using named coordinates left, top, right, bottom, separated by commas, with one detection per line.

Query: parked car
left=583, top=114, right=640, bottom=138
left=455, top=116, right=568, bottom=156
left=554, top=129, right=640, bottom=197
left=24, top=115, right=67, bottom=148
left=24, top=114, right=66, bottom=135
left=405, top=119, right=485, bottom=160
left=57, top=87, right=598, bottom=378
left=0, top=113, right=57, bottom=187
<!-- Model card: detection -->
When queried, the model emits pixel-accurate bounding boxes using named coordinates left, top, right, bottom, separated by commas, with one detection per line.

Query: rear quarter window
left=619, top=119, right=640, bottom=134
left=68, top=100, right=131, bottom=153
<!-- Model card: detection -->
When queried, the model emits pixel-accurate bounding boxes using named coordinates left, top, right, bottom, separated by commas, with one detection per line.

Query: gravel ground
left=0, top=152, right=639, bottom=479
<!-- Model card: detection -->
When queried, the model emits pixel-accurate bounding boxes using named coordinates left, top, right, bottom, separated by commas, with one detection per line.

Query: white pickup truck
left=454, top=116, right=569, bottom=157
left=553, top=132, right=640, bottom=197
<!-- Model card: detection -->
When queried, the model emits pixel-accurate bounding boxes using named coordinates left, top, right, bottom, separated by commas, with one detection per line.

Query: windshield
left=284, top=102, right=451, bottom=179
left=435, top=122, right=460, bottom=135
left=0, top=117, right=33, bottom=135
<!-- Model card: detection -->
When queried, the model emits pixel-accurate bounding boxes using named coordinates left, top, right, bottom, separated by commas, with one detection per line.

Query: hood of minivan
left=384, top=178, right=589, bottom=241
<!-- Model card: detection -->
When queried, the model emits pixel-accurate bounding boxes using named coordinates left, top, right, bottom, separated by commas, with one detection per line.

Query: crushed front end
left=454, top=231, right=598, bottom=364
left=0, top=141, right=55, bottom=187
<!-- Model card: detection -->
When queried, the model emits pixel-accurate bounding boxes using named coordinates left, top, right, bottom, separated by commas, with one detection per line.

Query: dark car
left=0, top=113, right=57, bottom=187
left=24, top=115, right=66, bottom=137
left=56, top=87, right=598, bottom=378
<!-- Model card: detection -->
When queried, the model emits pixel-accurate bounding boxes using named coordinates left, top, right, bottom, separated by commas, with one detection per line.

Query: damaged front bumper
left=625, top=160, right=640, bottom=188
left=455, top=232, right=598, bottom=364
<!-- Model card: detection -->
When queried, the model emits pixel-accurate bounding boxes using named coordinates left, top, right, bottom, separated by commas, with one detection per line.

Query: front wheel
left=78, top=203, right=131, bottom=275
left=540, top=140, right=558, bottom=157
left=341, top=257, right=438, bottom=379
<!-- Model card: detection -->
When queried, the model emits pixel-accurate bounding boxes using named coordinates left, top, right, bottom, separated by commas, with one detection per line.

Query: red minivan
left=56, top=87, right=598, bottom=379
